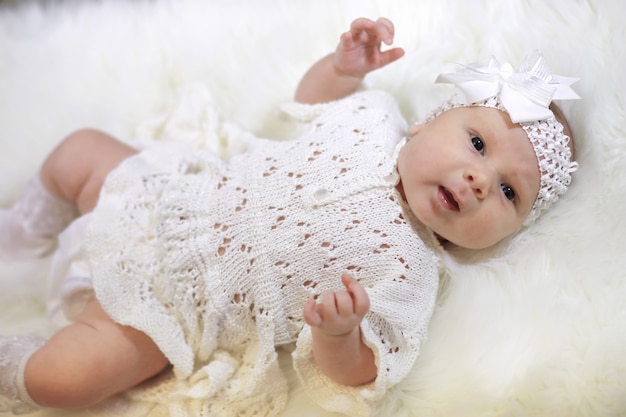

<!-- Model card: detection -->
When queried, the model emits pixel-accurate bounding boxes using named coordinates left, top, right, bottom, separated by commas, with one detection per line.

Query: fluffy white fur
left=1, top=0, right=625, bottom=416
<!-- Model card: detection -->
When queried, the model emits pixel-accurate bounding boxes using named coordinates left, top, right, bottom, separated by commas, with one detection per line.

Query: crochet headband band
left=432, top=50, right=580, bottom=226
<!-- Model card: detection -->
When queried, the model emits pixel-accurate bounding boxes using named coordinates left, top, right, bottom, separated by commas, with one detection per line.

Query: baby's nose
left=464, top=165, right=496, bottom=199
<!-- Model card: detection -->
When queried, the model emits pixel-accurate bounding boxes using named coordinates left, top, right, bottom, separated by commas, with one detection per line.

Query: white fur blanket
left=1, top=1, right=625, bottom=416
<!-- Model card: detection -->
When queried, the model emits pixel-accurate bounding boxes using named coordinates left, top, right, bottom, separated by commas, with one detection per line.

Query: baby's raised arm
left=303, top=274, right=377, bottom=386
left=294, top=17, right=404, bottom=104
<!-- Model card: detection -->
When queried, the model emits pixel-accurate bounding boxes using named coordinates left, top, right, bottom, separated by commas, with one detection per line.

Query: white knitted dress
left=83, top=90, right=441, bottom=417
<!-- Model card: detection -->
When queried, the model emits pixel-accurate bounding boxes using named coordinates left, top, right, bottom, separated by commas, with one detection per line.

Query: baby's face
left=397, top=106, right=540, bottom=249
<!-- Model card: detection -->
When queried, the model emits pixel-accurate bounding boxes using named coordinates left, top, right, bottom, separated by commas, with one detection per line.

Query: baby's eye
left=471, top=135, right=484, bottom=154
left=501, top=184, right=516, bottom=201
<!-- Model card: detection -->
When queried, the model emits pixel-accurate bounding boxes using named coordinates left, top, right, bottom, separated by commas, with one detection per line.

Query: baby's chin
left=436, top=232, right=504, bottom=251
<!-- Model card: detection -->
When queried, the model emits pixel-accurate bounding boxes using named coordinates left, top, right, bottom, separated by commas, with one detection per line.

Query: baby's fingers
left=346, top=17, right=392, bottom=46
left=334, top=290, right=356, bottom=316
left=303, top=298, right=322, bottom=327
left=305, top=290, right=342, bottom=325
left=373, top=17, right=395, bottom=45
left=341, top=274, right=370, bottom=318
left=340, top=18, right=372, bottom=49
left=348, top=17, right=377, bottom=36
left=378, top=47, right=405, bottom=68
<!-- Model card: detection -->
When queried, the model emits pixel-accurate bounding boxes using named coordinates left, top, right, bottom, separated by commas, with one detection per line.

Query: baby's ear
left=408, top=123, right=425, bottom=136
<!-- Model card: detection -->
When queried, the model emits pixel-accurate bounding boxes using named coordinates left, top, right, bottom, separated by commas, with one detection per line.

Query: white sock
left=0, top=176, right=79, bottom=260
left=0, top=334, right=45, bottom=415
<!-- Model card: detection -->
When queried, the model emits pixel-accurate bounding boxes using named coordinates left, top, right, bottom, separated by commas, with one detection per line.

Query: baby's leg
left=0, top=129, right=137, bottom=259
left=24, top=298, right=169, bottom=409
left=41, top=128, right=138, bottom=214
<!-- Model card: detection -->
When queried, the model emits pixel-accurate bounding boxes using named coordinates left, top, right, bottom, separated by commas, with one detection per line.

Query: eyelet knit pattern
left=84, top=91, right=440, bottom=417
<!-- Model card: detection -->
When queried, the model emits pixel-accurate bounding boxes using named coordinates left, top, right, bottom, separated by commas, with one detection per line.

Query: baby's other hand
left=303, top=273, right=370, bottom=336
left=334, top=17, right=405, bottom=79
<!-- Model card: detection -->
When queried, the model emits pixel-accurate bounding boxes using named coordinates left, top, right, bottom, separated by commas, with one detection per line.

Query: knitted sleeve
left=291, top=250, right=439, bottom=417
left=280, top=89, right=396, bottom=126
left=283, top=91, right=440, bottom=416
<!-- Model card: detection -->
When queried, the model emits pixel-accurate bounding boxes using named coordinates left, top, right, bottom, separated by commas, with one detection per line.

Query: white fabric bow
left=435, top=50, right=580, bottom=123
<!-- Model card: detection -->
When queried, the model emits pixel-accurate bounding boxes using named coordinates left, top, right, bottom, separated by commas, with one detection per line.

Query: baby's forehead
left=448, top=105, right=509, bottom=118
left=440, top=105, right=522, bottom=133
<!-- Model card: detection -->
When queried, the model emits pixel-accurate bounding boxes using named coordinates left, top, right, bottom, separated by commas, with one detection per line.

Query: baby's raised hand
left=303, top=274, right=370, bottom=336
left=334, top=17, right=405, bottom=79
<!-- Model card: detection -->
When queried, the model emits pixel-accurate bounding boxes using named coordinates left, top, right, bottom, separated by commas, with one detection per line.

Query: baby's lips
left=438, top=186, right=460, bottom=211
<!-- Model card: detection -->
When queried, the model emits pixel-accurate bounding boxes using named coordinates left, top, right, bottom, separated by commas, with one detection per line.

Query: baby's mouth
left=439, top=186, right=460, bottom=211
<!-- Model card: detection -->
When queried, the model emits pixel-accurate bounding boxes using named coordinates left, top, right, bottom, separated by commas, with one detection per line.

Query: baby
left=0, top=17, right=578, bottom=417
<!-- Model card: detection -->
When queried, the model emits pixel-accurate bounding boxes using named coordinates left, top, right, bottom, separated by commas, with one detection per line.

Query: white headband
left=432, top=50, right=580, bottom=225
